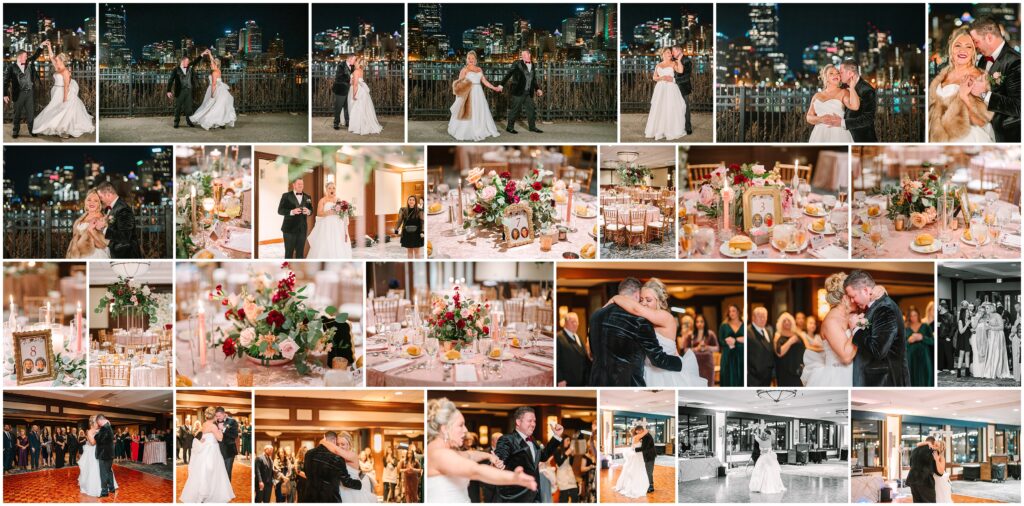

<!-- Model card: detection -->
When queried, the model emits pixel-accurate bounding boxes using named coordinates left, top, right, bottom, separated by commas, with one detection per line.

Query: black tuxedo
left=746, top=324, right=775, bottom=387
left=166, top=63, right=203, bottom=127
left=587, top=303, right=682, bottom=386
left=674, top=57, right=693, bottom=134
left=95, top=424, right=116, bottom=495
left=178, top=426, right=194, bottom=463
left=906, top=444, right=937, bottom=503
left=66, top=435, right=80, bottom=466
left=278, top=191, right=313, bottom=259
left=3, top=430, right=14, bottom=471
left=751, top=438, right=762, bottom=465
left=500, top=60, right=542, bottom=130
left=635, top=433, right=656, bottom=490
left=332, top=62, right=353, bottom=128
left=105, top=198, right=142, bottom=258
left=556, top=328, right=590, bottom=387
left=254, top=453, right=275, bottom=503
left=845, top=79, right=877, bottom=142
left=4, top=47, right=44, bottom=135
left=218, top=417, right=239, bottom=479
left=852, top=295, right=910, bottom=387
left=493, top=431, right=559, bottom=503
left=978, top=44, right=1021, bottom=142
left=297, top=444, right=362, bottom=503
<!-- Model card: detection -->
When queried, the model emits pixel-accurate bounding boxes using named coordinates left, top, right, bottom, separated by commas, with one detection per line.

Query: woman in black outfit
left=394, top=195, right=424, bottom=259
left=956, top=302, right=973, bottom=377
left=773, top=312, right=806, bottom=386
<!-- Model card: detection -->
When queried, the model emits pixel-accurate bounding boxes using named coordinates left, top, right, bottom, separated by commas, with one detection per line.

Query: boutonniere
left=852, top=314, right=871, bottom=332
left=988, top=71, right=1004, bottom=88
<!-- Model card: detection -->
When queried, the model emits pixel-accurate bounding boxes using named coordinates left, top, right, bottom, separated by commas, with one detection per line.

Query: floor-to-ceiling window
left=853, top=419, right=882, bottom=468
left=613, top=413, right=669, bottom=453
left=679, top=414, right=713, bottom=455
left=951, top=425, right=980, bottom=463
left=726, top=417, right=788, bottom=455
left=900, top=422, right=943, bottom=463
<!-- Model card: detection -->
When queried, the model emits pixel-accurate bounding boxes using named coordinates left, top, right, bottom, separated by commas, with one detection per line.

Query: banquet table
left=678, top=457, right=722, bottom=482
left=812, top=150, right=849, bottom=192
left=142, top=441, right=167, bottom=465
left=365, top=337, right=554, bottom=387
left=113, top=330, right=160, bottom=347
left=852, top=196, right=1021, bottom=259
left=194, top=223, right=252, bottom=259
left=89, top=353, right=170, bottom=387
left=3, top=324, right=84, bottom=387
left=427, top=194, right=598, bottom=260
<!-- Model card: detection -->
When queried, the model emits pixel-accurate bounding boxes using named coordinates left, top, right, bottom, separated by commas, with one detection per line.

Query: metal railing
left=3, top=205, right=172, bottom=259
left=2, top=63, right=96, bottom=122
left=311, top=61, right=405, bottom=116
left=716, top=85, right=924, bottom=142
left=99, top=68, right=308, bottom=117
left=408, top=61, right=616, bottom=121
left=619, top=55, right=712, bottom=113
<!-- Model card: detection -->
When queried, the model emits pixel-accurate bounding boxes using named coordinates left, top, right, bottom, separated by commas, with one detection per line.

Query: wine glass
left=822, top=195, right=837, bottom=216
left=869, top=219, right=888, bottom=254
left=424, top=337, right=439, bottom=370
left=970, top=217, right=988, bottom=259
left=831, top=209, right=847, bottom=248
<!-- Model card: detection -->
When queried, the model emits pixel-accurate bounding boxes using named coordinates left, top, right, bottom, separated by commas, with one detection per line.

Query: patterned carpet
left=3, top=464, right=173, bottom=503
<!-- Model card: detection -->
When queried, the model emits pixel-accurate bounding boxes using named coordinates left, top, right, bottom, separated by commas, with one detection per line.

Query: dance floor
left=175, top=461, right=252, bottom=503
left=600, top=464, right=676, bottom=503
left=2, top=464, right=174, bottom=503
left=892, top=480, right=1020, bottom=504
left=937, top=370, right=1020, bottom=388
left=678, top=468, right=848, bottom=503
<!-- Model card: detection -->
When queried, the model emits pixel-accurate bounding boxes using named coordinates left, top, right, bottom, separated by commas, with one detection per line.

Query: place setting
left=425, top=145, right=598, bottom=260
left=174, top=145, right=254, bottom=259
left=598, top=146, right=677, bottom=259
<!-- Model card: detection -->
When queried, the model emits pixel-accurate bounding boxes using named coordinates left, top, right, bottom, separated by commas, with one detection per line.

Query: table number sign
left=742, top=187, right=783, bottom=233
left=502, top=203, right=535, bottom=248
left=13, top=329, right=56, bottom=385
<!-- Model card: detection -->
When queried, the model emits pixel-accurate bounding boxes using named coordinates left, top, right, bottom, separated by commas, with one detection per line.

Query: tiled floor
left=2, top=464, right=174, bottom=503
left=678, top=469, right=848, bottom=503
left=175, top=461, right=252, bottom=503
left=600, top=464, right=676, bottom=503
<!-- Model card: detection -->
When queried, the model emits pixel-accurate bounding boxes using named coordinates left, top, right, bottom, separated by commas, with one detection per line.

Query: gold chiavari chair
left=371, top=297, right=401, bottom=326
left=478, top=162, right=509, bottom=174
left=504, top=298, right=526, bottom=324
left=686, top=163, right=722, bottom=190
left=647, top=209, right=666, bottom=243
left=99, top=363, right=131, bottom=387
left=984, top=171, right=1020, bottom=205
left=602, top=208, right=623, bottom=245
left=626, top=209, right=647, bottom=247
left=774, top=161, right=813, bottom=183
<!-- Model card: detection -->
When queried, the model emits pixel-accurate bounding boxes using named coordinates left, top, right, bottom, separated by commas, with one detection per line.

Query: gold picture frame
left=13, top=329, right=56, bottom=385
left=502, top=203, right=534, bottom=248
left=742, top=187, right=783, bottom=232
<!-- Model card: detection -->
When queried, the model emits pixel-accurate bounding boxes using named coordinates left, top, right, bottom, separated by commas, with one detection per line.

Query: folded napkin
left=365, top=344, right=388, bottom=352
left=224, top=231, right=252, bottom=252
left=521, top=354, right=553, bottom=367
left=1000, top=234, right=1021, bottom=249
left=455, top=364, right=478, bottom=382
left=374, top=358, right=411, bottom=372
left=810, top=245, right=849, bottom=259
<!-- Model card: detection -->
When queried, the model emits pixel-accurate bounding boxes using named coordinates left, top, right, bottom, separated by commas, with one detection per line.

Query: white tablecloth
left=142, top=441, right=166, bottom=464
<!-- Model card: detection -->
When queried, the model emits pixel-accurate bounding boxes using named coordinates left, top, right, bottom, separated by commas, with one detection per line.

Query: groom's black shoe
left=333, top=124, right=340, bottom=130
left=647, top=487, right=655, bottom=493
left=11, top=133, right=18, bottom=138
left=186, top=120, right=196, bottom=127
left=506, top=127, right=518, bottom=134
left=529, top=127, right=543, bottom=133
left=29, top=133, right=37, bottom=137
left=173, top=124, right=180, bottom=129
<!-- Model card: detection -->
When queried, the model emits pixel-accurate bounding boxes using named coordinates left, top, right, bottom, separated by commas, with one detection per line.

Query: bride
left=928, top=27, right=995, bottom=143
left=932, top=439, right=953, bottom=503
left=612, top=425, right=650, bottom=498
left=306, top=182, right=353, bottom=259
left=609, top=278, right=706, bottom=386
left=802, top=273, right=858, bottom=386
left=189, top=49, right=237, bottom=130
left=67, top=190, right=111, bottom=259
left=972, top=302, right=1012, bottom=379
left=448, top=51, right=502, bottom=141
left=348, top=57, right=383, bottom=135
left=32, top=40, right=94, bottom=138
left=179, top=407, right=235, bottom=503
left=425, top=398, right=536, bottom=503
left=316, top=432, right=378, bottom=503
left=807, top=64, right=860, bottom=143
left=644, top=47, right=687, bottom=141
left=79, top=415, right=117, bottom=497
left=748, top=421, right=786, bottom=495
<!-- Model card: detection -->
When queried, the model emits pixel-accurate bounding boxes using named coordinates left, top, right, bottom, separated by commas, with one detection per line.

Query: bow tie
left=983, top=56, right=995, bottom=63
left=524, top=435, right=534, bottom=443
left=104, top=206, right=112, bottom=212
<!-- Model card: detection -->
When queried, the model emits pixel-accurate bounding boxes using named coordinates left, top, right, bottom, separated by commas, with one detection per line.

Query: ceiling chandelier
left=110, top=261, right=150, bottom=280
left=756, top=389, right=797, bottom=403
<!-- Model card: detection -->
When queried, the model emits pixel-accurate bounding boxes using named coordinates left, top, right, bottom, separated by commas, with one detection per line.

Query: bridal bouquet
left=334, top=200, right=356, bottom=220
left=209, top=262, right=343, bottom=375
left=464, top=167, right=556, bottom=231
left=93, top=277, right=158, bottom=321
left=696, top=163, right=785, bottom=222
left=878, top=174, right=941, bottom=222
left=426, top=286, right=491, bottom=348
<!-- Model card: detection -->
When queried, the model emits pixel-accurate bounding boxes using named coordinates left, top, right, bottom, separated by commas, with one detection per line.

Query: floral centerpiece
left=877, top=173, right=941, bottom=224
left=464, top=167, right=557, bottom=232
left=616, top=163, right=651, bottom=187
left=334, top=200, right=356, bottom=220
left=695, top=163, right=790, bottom=226
left=176, top=172, right=215, bottom=258
left=426, top=286, right=491, bottom=350
left=208, top=263, right=344, bottom=374
left=93, top=277, right=158, bottom=322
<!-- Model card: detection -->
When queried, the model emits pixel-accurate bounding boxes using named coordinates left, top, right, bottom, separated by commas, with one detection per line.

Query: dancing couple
left=612, top=420, right=658, bottom=498
left=644, top=45, right=692, bottom=141
left=166, top=49, right=236, bottom=130
left=906, top=436, right=953, bottom=503
left=332, top=54, right=383, bottom=135
left=448, top=50, right=544, bottom=141
left=3, top=40, right=94, bottom=139
left=179, top=407, right=239, bottom=503
left=78, top=415, right=118, bottom=498
left=289, top=430, right=374, bottom=503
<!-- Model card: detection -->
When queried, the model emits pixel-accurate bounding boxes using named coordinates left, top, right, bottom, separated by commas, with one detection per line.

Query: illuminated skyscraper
left=102, top=4, right=131, bottom=67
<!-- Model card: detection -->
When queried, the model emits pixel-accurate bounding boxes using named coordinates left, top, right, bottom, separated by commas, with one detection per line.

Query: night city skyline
left=3, top=4, right=96, bottom=28
left=621, top=3, right=713, bottom=32
left=620, top=3, right=713, bottom=54
left=3, top=4, right=97, bottom=61
left=4, top=145, right=172, bottom=200
left=312, top=4, right=404, bottom=35
left=313, top=3, right=404, bottom=61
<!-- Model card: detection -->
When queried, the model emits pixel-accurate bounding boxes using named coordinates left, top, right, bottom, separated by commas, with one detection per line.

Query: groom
left=165, top=54, right=203, bottom=128
left=215, top=407, right=239, bottom=480
left=3, top=45, right=43, bottom=138
left=844, top=270, right=910, bottom=387
left=823, top=60, right=877, bottom=142
left=588, top=278, right=683, bottom=386
left=277, top=178, right=313, bottom=259
left=96, top=182, right=142, bottom=258
left=670, top=46, right=693, bottom=135
left=906, top=436, right=938, bottom=503
left=332, top=55, right=355, bottom=130
left=501, top=50, right=544, bottom=134
left=636, top=423, right=657, bottom=494
left=94, top=414, right=116, bottom=498
left=493, top=407, right=561, bottom=503
left=969, top=16, right=1021, bottom=143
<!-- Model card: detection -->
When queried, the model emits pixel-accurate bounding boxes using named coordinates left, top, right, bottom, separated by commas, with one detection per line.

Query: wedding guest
left=28, top=425, right=40, bottom=470
left=579, top=442, right=596, bottom=503
left=3, top=425, right=14, bottom=473
left=41, top=429, right=52, bottom=468
left=937, top=303, right=956, bottom=372
left=17, top=429, right=29, bottom=470
left=557, top=312, right=590, bottom=387
left=465, top=432, right=484, bottom=502
left=718, top=304, right=745, bottom=386
left=956, top=302, right=974, bottom=378
left=67, top=428, right=80, bottom=467
left=1012, top=302, right=1021, bottom=382
left=552, top=437, right=579, bottom=503
left=54, top=428, right=66, bottom=469
left=794, top=311, right=807, bottom=333
left=906, top=308, right=935, bottom=387
left=359, top=447, right=376, bottom=493
left=401, top=452, right=421, bottom=503
left=255, top=445, right=274, bottom=503
left=295, top=446, right=308, bottom=500
left=275, top=447, right=296, bottom=503
left=382, top=449, right=399, bottom=502
left=773, top=313, right=806, bottom=387
left=747, top=307, right=774, bottom=387
left=394, top=195, right=424, bottom=259
left=691, top=314, right=719, bottom=387
left=677, top=314, right=695, bottom=357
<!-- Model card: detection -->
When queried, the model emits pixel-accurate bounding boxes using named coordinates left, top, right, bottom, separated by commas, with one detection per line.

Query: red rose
left=222, top=337, right=236, bottom=357
left=728, top=163, right=741, bottom=171
left=236, top=308, right=246, bottom=320
left=532, top=181, right=543, bottom=190
left=513, top=195, right=521, bottom=203
left=473, top=204, right=485, bottom=214
left=225, top=309, right=235, bottom=320
left=267, top=310, right=285, bottom=329
left=281, top=262, right=290, bottom=269
left=505, top=181, right=517, bottom=193
left=165, top=324, right=173, bottom=330
left=482, top=325, right=490, bottom=335
left=500, top=171, right=512, bottom=180
left=445, top=311, right=454, bottom=321
left=733, top=174, right=748, bottom=185
left=221, top=299, right=228, bottom=306
left=456, top=319, right=466, bottom=329
left=530, top=192, right=540, bottom=202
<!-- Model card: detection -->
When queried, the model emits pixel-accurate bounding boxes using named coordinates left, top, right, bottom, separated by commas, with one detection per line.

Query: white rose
left=239, top=328, right=256, bottom=347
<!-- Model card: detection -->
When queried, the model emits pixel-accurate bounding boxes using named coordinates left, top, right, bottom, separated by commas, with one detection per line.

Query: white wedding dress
left=339, top=461, right=378, bottom=503
left=934, top=83, right=996, bottom=142
left=613, top=443, right=650, bottom=498
left=808, top=99, right=855, bottom=143
left=644, top=65, right=687, bottom=141
left=32, top=73, right=95, bottom=138
left=306, top=202, right=353, bottom=259
left=748, top=433, right=786, bottom=494
left=935, top=470, right=953, bottom=503
left=189, top=77, right=237, bottom=130
left=348, top=78, right=383, bottom=135
left=974, top=320, right=1013, bottom=379
left=78, top=443, right=117, bottom=497
left=448, top=71, right=500, bottom=141
left=426, top=474, right=471, bottom=503
left=179, top=432, right=235, bottom=503
left=645, top=332, right=706, bottom=386
left=74, top=222, right=111, bottom=259
left=801, top=331, right=852, bottom=387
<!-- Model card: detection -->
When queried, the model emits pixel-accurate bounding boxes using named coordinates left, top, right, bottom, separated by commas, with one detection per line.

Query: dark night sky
left=410, top=3, right=610, bottom=45
left=102, top=3, right=308, bottom=59
left=312, top=4, right=404, bottom=35
left=3, top=3, right=96, bottom=28
left=4, top=146, right=168, bottom=194
left=717, top=3, right=926, bottom=71
left=620, top=3, right=713, bottom=33
left=928, top=2, right=1018, bottom=18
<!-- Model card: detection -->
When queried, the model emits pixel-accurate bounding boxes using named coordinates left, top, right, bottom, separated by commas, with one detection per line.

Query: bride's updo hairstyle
left=204, top=407, right=217, bottom=421
left=427, top=397, right=459, bottom=443
left=824, top=272, right=848, bottom=306
left=643, top=278, right=669, bottom=310
left=466, top=51, right=478, bottom=65
left=338, top=431, right=354, bottom=447
left=946, top=27, right=976, bottom=65
left=818, top=64, right=837, bottom=90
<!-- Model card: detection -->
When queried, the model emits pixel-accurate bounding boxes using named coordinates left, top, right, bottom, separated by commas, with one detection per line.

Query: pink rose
left=278, top=338, right=299, bottom=360
left=911, top=212, right=927, bottom=229
left=751, top=164, right=766, bottom=175
left=239, top=328, right=256, bottom=347
left=699, top=185, right=715, bottom=206
left=479, top=186, right=498, bottom=201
